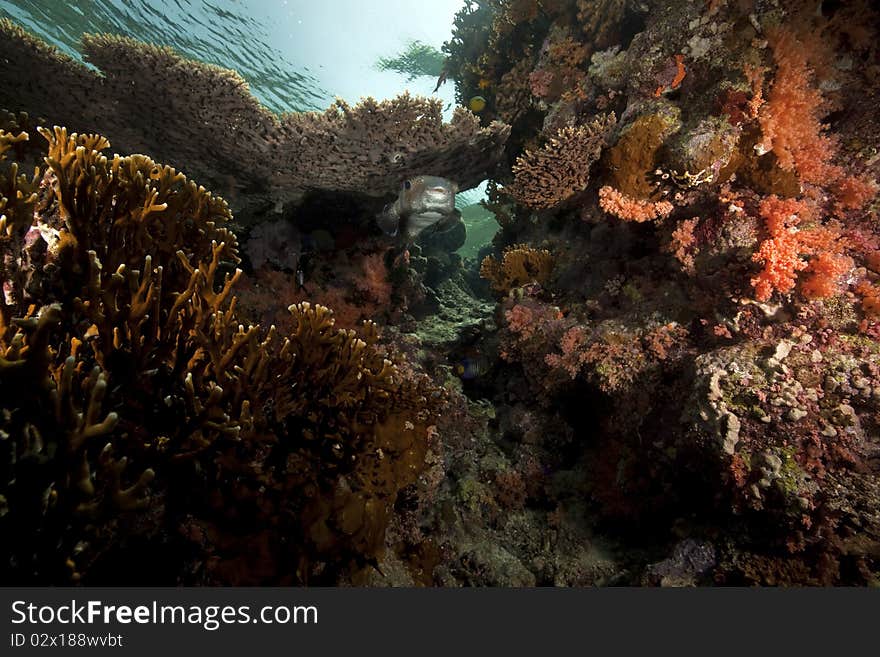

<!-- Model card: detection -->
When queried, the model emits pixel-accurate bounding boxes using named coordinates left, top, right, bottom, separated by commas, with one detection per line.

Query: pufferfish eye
left=403, top=180, right=412, bottom=190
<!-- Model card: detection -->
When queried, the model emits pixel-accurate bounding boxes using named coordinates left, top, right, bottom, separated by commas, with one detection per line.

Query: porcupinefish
left=377, top=175, right=462, bottom=242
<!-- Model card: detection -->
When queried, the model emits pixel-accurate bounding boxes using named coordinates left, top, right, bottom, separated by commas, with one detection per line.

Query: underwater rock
left=643, top=539, right=717, bottom=587
left=244, top=218, right=301, bottom=271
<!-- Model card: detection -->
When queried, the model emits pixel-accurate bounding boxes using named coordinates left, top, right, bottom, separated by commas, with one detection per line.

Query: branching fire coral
left=0, top=126, right=443, bottom=584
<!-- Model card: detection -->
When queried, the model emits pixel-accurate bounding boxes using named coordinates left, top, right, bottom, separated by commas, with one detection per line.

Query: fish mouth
left=414, top=211, right=444, bottom=221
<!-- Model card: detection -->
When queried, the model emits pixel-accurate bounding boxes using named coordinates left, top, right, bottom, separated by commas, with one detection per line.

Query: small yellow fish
left=468, top=95, right=487, bottom=113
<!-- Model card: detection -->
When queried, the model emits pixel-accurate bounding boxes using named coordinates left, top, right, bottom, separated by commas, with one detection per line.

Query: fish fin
left=434, top=209, right=463, bottom=234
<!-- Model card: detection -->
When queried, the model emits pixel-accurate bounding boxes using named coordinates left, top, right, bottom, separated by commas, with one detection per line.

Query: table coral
left=0, top=21, right=511, bottom=220
left=276, top=94, right=510, bottom=201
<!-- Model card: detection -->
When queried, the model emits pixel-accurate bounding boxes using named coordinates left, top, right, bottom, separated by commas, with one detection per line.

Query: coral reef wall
left=3, top=0, right=880, bottom=588
left=440, top=0, right=880, bottom=585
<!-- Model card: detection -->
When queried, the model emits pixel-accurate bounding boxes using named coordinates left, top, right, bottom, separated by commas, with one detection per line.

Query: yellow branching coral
left=38, top=125, right=238, bottom=277
left=481, top=243, right=555, bottom=295
left=506, top=113, right=616, bottom=209
left=0, top=128, right=39, bottom=330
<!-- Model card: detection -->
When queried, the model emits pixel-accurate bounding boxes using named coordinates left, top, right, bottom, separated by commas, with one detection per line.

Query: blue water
left=0, top=0, right=328, bottom=112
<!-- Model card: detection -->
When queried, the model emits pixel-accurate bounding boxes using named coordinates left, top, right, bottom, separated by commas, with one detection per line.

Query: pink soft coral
left=504, top=303, right=539, bottom=341
left=545, top=326, right=590, bottom=379
left=598, top=185, right=674, bottom=223
left=529, top=69, right=554, bottom=98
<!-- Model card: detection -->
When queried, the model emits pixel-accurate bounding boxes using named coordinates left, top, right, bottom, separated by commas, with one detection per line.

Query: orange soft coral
left=757, top=26, right=841, bottom=185
left=750, top=196, right=812, bottom=301
left=668, top=217, right=699, bottom=272
left=800, top=252, right=853, bottom=299
left=750, top=196, right=852, bottom=301
left=751, top=228, right=808, bottom=301
left=855, top=280, right=880, bottom=317
left=834, top=175, right=878, bottom=215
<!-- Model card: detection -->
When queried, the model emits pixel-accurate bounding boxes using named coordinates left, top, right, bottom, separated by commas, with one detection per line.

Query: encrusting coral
left=0, top=124, right=444, bottom=584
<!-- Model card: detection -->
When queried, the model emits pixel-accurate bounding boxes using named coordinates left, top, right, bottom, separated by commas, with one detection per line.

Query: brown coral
left=603, top=112, right=679, bottom=199
left=577, top=0, right=630, bottom=50
left=506, top=113, right=616, bottom=209
left=493, top=55, right=536, bottom=127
